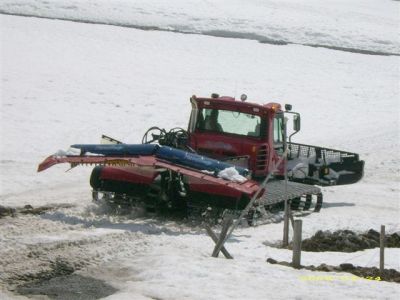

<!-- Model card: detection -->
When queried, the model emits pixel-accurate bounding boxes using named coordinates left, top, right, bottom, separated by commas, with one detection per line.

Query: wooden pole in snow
left=380, top=225, right=385, bottom=274
left=292, top=219, right=302, bottom=269
left=283, top=117, right=290, bottom=247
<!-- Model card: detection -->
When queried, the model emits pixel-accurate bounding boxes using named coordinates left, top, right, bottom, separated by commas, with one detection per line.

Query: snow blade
left=38, top=144, right=257, bottom=198
left=155, top=146, right=249, bottom=177
left=41, top=144, right=249, bottom=177
left=71, top=144, right=159, bottom=156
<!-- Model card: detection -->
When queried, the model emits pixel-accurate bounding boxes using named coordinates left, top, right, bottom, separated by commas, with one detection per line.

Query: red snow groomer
left=38, top=94, right=364, bottom=221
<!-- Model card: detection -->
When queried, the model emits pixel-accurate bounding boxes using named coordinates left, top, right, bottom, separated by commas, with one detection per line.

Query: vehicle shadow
left=322, top=202, right=355, bottom=208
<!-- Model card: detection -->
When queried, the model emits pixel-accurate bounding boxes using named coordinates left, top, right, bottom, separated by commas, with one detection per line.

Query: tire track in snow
left=0, top=206, right=201, bottom=291
left=0, top=213, right=152, bottom=288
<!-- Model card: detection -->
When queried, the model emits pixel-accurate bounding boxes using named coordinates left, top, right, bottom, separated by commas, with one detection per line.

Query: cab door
left=270, top=113, right=286, bottom=175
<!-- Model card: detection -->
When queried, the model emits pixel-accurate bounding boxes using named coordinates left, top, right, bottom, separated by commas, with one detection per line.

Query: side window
left=273, top=115, right=283, bottom=144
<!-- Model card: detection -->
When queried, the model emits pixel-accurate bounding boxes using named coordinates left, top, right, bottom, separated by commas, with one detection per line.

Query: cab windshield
left=197, top=108, right=263, bottom=137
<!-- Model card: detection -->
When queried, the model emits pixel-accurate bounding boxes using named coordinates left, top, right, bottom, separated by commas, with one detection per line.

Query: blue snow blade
left=71, top=144, right=159, bottom=156
left=156, top=146, right=249, bottom=176
left=70, top=144, right=248, bottom=176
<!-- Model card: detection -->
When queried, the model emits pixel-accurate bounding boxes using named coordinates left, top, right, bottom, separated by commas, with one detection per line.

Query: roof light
left=253, top=108, right=260, bottom=112
left=240, top=94, right=247, bottom=101
left=204, top=101, right=210, bottom=105
left=211, top=93, right=219, bottom=99
left=285, top=104, right=292, bottom=111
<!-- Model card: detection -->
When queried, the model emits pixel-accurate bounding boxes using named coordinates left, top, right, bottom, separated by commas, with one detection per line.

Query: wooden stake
left=289, top=210, right=295, bottom=230
left=282, top=118, right=289, bottom=247
left=292, top=219, right=302, bottom=269
left=212, top=217, right=233, bottom=258
left=209, top=149, right=289, bottom=258
left=205, top=225, right=233, bottom=259
left=380, top=225, right=385, bottom=274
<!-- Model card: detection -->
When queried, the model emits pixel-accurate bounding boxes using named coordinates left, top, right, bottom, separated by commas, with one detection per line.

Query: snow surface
left=0, top=0, right=399, bottom=54
left=1, top=1, right=400, bottom=299
left=54, top=147, right=81, bottom=157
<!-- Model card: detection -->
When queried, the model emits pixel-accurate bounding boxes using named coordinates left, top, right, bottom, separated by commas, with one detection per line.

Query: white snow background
left=1, top=0, right=399, bottom=299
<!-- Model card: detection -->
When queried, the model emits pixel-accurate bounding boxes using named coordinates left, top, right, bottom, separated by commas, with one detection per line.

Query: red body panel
left=190, top=132, right=266, bottom=174
left=100, top=167, right=158, bottom=185
left=38, top=155, right=260, bottom=199
left=188, top=96, right=283, bottom=177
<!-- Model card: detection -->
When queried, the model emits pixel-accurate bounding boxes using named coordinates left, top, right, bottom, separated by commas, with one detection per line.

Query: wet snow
left=0, top=0, right=398, bottom=55
left=1, top=0, right=400, bottom=299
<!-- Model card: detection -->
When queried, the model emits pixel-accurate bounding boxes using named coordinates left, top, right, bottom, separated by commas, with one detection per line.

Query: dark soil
left=10, top=259, right=76, bottom=283
left=0, top=205, right=16, bottom=217
left=266, top=258, right=400, bottom=283
left=10, top=259, right=117, bottom=300
left=0, top=204, right=73, bottom=218
left=299, top=229, right=400, bottom=252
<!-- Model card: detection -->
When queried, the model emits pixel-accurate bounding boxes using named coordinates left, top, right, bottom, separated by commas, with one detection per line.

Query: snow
left=1, top=0, right=400, bottom=299
left=288, top=157, right=310, bottom=179
left=218, top=167, right=247, bottom=183
left=54, top=147, right=104, bottom=157
left=0, top=0, right=398, bottom=54
left=54, top=147, right=81, bottom=157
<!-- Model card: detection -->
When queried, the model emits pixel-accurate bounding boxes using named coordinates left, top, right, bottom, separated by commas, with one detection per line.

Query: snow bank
left=0, top=0, right=398, bottom=54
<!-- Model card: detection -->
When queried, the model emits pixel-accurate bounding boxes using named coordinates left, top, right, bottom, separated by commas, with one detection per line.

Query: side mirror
left=293, top=114, right=301, bottom=132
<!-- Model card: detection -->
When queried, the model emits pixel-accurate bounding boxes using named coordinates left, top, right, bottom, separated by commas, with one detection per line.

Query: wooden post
left=212, top=217, right=233, bottom=258
left=283, top=200, right=289, bottom=247
left=289, top=211, right=295, bottom=230
left=380, top=225, right=385, bottom=274
left=292, top=219, right=302, bottom=269
left=282, top=117, right=290, bottom=247
left=205, top=225, right=233, bottom=259
left=209, top=149, right=288, bottom=258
